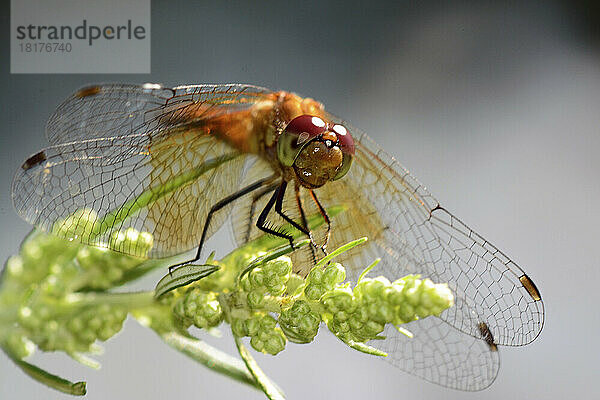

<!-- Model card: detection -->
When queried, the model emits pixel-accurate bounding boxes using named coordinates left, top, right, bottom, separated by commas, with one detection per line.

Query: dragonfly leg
left=244, top=182, right=279, bottom=243
left=309, top=189, right=331, bottom=255
left=274, top=180, right=312, bottom=238
left=256, top=183, right=295, bottom=247
left=168, top=177, right=273, bottom=273
left=294, top=183, right=318, bottom=265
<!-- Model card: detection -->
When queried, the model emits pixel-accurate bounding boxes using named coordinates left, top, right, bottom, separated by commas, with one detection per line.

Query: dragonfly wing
left=12, top=83, right=282, bottom=257
left=13, top=131, right=247, bottom=258
left=372, top=316, right=500, bottom=391
left=46, top=83, right=273, bottom=144
left=310, top=120, right=544, bottom=347
left=227, top=139, right=502, bottom=391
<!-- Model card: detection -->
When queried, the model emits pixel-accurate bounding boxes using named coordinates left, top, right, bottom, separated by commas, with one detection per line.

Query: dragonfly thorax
left=277, top=115, right=354, bottom=188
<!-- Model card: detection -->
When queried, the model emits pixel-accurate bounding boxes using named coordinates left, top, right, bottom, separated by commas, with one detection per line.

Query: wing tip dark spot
left=21, top=151, right=47, bottom=170
left=519, top=274, right=542, bottom=301
left=478, top=322, right=498, bottom=352
left=75, top=85, right=102, bottom=99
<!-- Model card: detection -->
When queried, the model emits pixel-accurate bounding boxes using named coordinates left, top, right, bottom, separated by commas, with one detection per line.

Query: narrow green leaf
left=2, top=346, right=86, bottom=396
left=68, top=352, right=101, bottom=370
left=205, top=251, right=216, bottom=264
left=394, top=325, right=414, bottom=338
left=315, top=237, right=368, bottom=268
left=357, top=258, right=381, bottom=283
left=345, top=340, right=388, bottom=357
left=154, top=264, right=219, bottom=298
left=233, top=335, right=286, bottom=400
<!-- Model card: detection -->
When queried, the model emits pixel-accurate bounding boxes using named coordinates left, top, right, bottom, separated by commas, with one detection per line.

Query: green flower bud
left=248, top=268, right=266, bottom=288
left=231, top=318, right=248, bottom=337
left=307, top=268, right=323, bottom=284
left=284, top=273, right=305, bottom=296
left=255, top=256, right=292, bottom=296
left=5, top=255, right=24, bottom=279
left=268, top=282, right=286, bottom=296
left=18, top=302, right=126, bottom=354
left=240, top=275, right=253, bottom=292
left=248, top=314, right=287, bottom=355
left=268, top=257, right=293, bottom=277
left=321, top=287, right=355, bottom=314
left=247, top=289, right=267, bottom=309
left=304, top=283, right=324, bottom=301
left=322, top=263, right=346, bottom=286
left=262, top=330, right=287, bottom=355
left=71, top=230, right=153, bottom=290
left=173, top=288, right=223, bottom=330
left=233, top=313, right=287, bottom=355
left=353, top=278, right=395, bottom=326
left=279, top=300, right=321, bottom=343
left=305, top=263, right=346, bottom=301
left=318, top=271, right=454, bottom=345
left=245, top=315, right=261, bottom=337
left=389, top=275, right=454, bottom=325
left=71, top=305, right=126, bottom=348
left=258, top=314, right=277, bottom=331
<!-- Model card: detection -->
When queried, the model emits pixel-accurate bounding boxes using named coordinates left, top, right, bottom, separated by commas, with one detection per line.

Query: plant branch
left=158, top=330, right=263, bottom=391
left=2, top=346, right=87, bottom=396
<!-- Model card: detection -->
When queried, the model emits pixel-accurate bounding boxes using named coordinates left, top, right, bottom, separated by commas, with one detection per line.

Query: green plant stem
left=2, top=346, right=86, bottom=396
left=234, top=335, right=285, bottom=400
left=158, top=331, right=262, bottom=391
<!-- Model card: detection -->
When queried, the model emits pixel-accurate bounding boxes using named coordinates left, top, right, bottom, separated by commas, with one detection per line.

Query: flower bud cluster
left=1, top=210, right=455, bottom=384
left=65, top=305, right=128, bottom=350
left=3, top=233, right=80, bottom=287
left=17, top=301, right=127, bottom=354
left=225, top=255, right=453, bottom=356
left=0, top=210, right=155, bottom=361
left=239, top=257, right=292, bottom=308
left=278, top=300, right=321, bottom=343
left=322, top=274, right=454, bottom=343
left=304, top=263, right=346, bottom=300
left=232, top=313, right=287, bottom=355
left=228, top=256, right=293, bottom=354
left=76, top=228, right=153, bottom=290
left=173, top=288, right=223, bottom=330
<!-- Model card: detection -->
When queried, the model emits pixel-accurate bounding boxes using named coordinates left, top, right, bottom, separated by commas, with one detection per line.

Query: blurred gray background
left=1, top=1, right=599, bottom=399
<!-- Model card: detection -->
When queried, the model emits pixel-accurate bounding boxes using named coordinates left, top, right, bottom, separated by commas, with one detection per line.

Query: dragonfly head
left=278, top=115, right=354, bottom=188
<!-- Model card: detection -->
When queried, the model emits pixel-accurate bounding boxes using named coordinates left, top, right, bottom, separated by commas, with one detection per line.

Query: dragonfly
left=11, top=83, right=544, bottom=391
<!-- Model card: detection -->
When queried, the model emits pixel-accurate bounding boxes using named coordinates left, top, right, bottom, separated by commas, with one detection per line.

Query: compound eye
left=333, top=153, right=353, bottom=180
left=277, top=115, right=327, bottom=167
left=286, top=115, right=327, bottom=135
left=332, top=123, right=355, bottom=155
